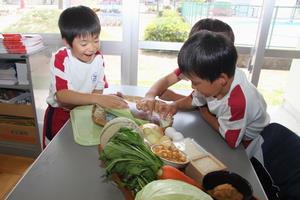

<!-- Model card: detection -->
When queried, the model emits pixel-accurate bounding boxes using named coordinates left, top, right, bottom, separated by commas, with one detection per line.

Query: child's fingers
left=157, top=103, right=171, bottom=119
left=136, top=99, right=155, bottom=113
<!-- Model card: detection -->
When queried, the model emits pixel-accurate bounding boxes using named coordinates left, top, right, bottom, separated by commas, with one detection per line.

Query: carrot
left=157, top=165, right=203, bottom=189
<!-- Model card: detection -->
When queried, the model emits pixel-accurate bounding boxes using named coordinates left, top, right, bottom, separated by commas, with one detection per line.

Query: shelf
left=0, top=53, right=27, bottom=59
left=0, top=46, right=46, bottom=59
left=0, top=103, right=34, bottom=118
left=0, top=84, right=30, bottom=90
left=0, top=48, right=44, bottom=157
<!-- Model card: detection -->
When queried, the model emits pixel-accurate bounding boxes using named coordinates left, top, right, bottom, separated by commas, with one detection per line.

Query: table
left=6, top=85, right=267, bottom=200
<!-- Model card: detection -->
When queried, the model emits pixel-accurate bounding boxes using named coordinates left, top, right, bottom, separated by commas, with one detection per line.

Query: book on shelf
left=15, top=62, right=29, bottom=85
left=0, top=62, right=17, bottom=85
left=0, top=33, right=44, bottom=54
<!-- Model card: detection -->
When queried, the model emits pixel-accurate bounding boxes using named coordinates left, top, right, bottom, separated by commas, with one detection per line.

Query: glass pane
left=256, top=0, right=300, bottom=132
left=137, top=50, right=190, bottom=91
left=98, top=0, right=123, bottom=41
left=69, top=0, right=123, bottom=41
left=0, top=2, right=61, bottom=33
left=139, top=0, right=190, bottom=42
left=139, top=0, right=263, bottom=46
left=267, top=1, right=300, bottom=49
left=257, top=58, right=300, bottom=133
left=0, top=0, right=123, bottom=41
left=137, top=0, right=263, bottom=90
left=181, top=1, right=262, bottom=46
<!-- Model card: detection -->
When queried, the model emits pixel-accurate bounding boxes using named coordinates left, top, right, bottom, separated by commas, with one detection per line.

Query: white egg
left=165, top=127, right=176, bottom=137
left=172, top=131, right=184, bottom=141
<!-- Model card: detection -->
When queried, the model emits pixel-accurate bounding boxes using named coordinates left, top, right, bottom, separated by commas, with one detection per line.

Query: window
left=0, top=0, right=123, bottom=41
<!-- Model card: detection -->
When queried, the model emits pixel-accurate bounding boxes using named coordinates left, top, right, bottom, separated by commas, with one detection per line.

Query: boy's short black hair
left=189, top=18, right=235, bottom=43
left=178, top=30, right=237, bottom=82
left=58, top=5, right=101, bottom=47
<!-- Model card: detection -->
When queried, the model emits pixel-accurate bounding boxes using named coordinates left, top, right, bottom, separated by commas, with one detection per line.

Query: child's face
left=70, top=34, right=100, bottom=63
left=187, top=73, right=228, bottom=99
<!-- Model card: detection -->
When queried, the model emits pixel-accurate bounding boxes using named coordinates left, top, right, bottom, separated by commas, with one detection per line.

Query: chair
left=260, top=123, right=300, bottom=200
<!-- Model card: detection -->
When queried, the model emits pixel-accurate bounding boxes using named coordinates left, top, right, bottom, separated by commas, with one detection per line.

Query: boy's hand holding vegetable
left=155, top=102, right=178, bottom=119
left=136, top=97, right=156, bottom=114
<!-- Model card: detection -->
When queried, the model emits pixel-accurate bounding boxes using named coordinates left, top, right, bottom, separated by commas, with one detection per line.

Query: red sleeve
left=54, top=49, right=68, bottom=91
left=173, top=68, right=181, bottom=77
left=224, top=85, right=246, bottom=148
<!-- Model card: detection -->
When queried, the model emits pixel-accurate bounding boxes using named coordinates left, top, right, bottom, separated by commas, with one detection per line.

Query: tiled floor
left=268, top=105, right=300, bottom=135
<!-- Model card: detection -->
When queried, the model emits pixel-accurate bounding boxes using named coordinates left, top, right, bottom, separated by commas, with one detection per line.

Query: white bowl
left=151, top=145, right=189, bottom=169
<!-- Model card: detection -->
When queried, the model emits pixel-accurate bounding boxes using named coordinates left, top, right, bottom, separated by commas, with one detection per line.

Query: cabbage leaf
left=135, top=179, right=213, bottom=200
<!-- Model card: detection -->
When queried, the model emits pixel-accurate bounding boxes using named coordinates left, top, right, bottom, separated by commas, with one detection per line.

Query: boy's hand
left=199, top=105, right=209, bottom=116
left=156, top=101, right=178, bottom=119
left=136, top=97, right=156, bottom=113
left=96, top=94, right=128, bottom=109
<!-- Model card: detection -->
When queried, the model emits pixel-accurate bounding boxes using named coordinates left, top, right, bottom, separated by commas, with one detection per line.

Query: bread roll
left=92, top=104, right=107, bottom=126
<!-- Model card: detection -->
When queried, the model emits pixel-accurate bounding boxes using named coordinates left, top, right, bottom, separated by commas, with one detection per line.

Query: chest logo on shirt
left=91, top=72, right=98, bottom=83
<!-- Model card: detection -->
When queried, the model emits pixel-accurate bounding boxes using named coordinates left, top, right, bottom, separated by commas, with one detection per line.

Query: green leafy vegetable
left=135, top=179, right=213, bottom=200
left=100, top=127, right=163, bottom=194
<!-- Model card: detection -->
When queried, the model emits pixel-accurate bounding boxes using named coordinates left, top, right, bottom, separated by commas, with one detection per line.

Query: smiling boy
left=43, top=5, right=127, bottom=148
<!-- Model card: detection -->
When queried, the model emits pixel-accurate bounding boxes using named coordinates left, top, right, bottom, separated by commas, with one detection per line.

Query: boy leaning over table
left=151, top=30, right=281, bottom=199
left=43, top=5, right=128, bottom=148
left=137, top=18, right=235, bottom=112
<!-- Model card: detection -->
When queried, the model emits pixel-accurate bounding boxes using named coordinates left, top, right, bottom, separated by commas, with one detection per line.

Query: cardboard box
left=0, top=103, right=34, bottom=118
left=0, top=123, right=36, bottom=144
left=185, top=154, right=227, bottom=184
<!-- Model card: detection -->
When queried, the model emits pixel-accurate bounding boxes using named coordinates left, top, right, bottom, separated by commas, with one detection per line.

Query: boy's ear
left=218, top=73, right=229, bottom=86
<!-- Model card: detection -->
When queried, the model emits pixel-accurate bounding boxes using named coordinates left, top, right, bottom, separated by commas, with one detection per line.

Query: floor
left=0, top=154, right=34, bottom=200
left=268, top=105, right=300, bottom=135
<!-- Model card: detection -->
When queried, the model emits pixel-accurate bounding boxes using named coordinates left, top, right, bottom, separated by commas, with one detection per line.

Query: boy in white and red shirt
left=155, top=30, right=270, bottom=157
left=138, top=22, right=281, bottom=199
left=43, top=6, right=127, bottom=148
left=138, top=18, right=235, bottom=109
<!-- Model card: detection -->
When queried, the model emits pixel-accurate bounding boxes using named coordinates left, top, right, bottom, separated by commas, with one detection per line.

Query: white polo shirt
left=191, top=68, right=270, bottom=149
left=46, top=47, right=108, bottom=107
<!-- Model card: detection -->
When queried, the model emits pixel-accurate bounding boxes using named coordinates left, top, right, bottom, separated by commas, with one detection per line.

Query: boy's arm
left=173, top=94, right=194, bottom=110
left=92, top=89, right=103, bottom=94
left=138, top=72, right=181, bottom=113
left=56, top=89, right=128, bottom=109
left=159, top=89, right=186, bottom=101
left=145, top=72, right=180, bottom=99
left=158, top=94, right=195, bottom=118
left=199, top=106, right=220, bottom=132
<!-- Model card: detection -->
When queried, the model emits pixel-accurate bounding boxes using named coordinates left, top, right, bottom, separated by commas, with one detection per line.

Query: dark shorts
left=42, top=105, right=70, bottom=148
left=251, top=123, right=300, bottom=200
left=260, top=123, right=300, bottom=200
